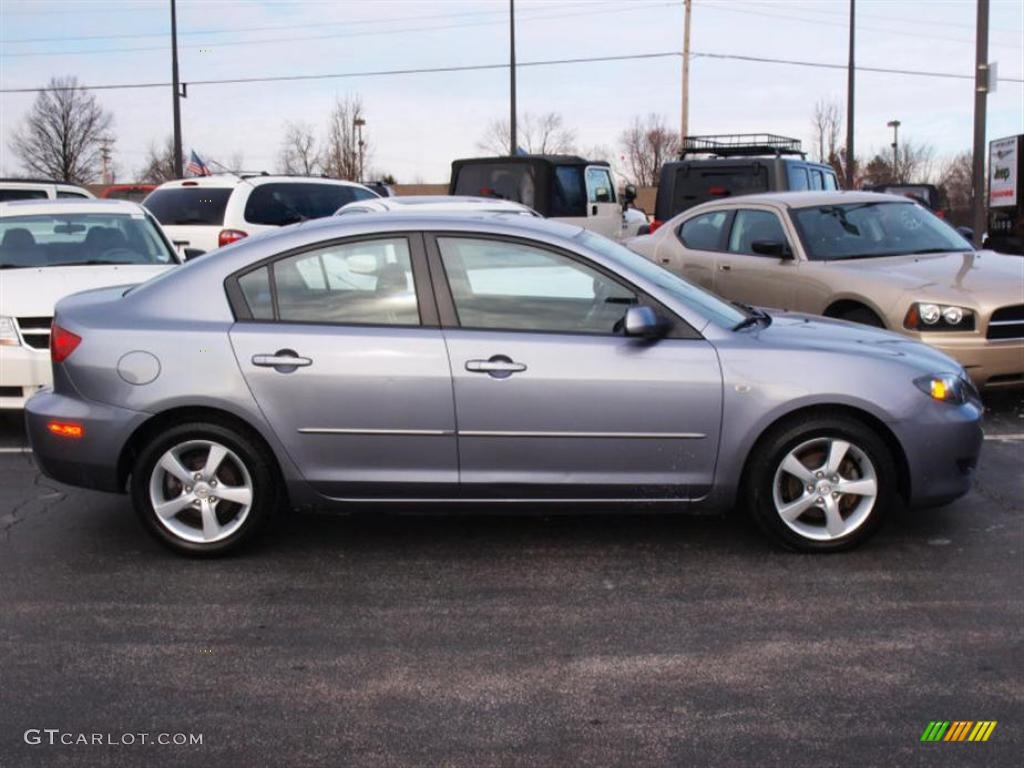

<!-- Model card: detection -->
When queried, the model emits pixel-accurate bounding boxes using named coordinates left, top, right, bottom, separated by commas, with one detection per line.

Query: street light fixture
left=887, top=119, right=901, bottom=181
left=353, top=117, right=366, bottom=181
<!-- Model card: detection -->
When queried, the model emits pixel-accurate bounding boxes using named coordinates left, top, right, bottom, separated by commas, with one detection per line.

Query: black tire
left=130, top=420, right=278, bottom=556
left=743, top=413, right=897, bottom=552
left=837, top=306, right=885, bottom=328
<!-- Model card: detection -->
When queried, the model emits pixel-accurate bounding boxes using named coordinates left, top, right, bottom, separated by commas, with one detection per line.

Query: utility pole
left=845, top=0, right=855, bottom=188
left=353, top=117, right=366, bottom=181
left=887, top=119, right=900, bottom=181
left=509, top=0, right=517, bottom=156
left=99, top=137, right=114, bottom=184
left=681, top=0, right=692, bottom=141
left=170, top=0, right=183, bottom=178
left=971, top=0, right=990, bottom=247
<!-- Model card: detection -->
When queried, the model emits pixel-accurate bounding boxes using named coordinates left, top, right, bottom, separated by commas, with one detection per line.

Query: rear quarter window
left=0, top=189, right=48, bottom=201
left=143, top=187, right=232, bottom=226
left=243, top=183, right=377, bottom=226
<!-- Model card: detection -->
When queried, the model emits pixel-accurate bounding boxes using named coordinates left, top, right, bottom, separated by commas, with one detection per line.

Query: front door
left=229, top=234, right=457, bottom=497
left=712, top=207, right=798, bottom=310
left=430, top=235, right=722, bottom=499
left=584, top=165, right=621, bottom=240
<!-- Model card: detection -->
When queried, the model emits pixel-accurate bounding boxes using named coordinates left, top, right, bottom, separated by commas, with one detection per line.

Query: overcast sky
left=1, top=0, right=1021, bottom=183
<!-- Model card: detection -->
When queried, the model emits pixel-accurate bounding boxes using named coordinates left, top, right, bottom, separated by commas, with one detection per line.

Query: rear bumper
left=890, top=396, right=984, bottom=508
left=0, top=346, right=51, bottom=409
left=924, top=336, right=1024, bottom=388
left=25, top=390, right=149, bottom=493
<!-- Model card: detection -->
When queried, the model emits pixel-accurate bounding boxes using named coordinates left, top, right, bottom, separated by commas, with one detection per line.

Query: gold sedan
left=627, top=191, right=1024, bottom=389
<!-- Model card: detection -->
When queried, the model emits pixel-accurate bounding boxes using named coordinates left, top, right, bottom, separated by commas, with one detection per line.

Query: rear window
left=0, top=189, right=47, bottom=202
left=452, top=163, right=537, bottom=207
left=144, top=187, right=232, bottom=226
left=243, top=183, right=377, bottom=226
left=672, top=166, right=769, bottom=213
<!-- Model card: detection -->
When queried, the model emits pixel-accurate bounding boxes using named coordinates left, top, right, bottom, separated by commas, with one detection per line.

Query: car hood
left=755, top=310, right=963, bottom=373
left=824, top=250, right=1024, bottom=305
left=0, top=264, right=173, bottom=317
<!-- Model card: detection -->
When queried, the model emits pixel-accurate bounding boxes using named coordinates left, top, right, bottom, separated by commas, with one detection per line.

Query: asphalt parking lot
left=0, top=394, right=1021, bottom=768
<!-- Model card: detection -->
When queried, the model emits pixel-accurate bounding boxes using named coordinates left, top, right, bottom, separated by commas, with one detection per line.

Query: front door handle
left=718, top=263, right=732, bottom=272
left=252, top=349, right=312, bottom=373
left=466, top=355, right=527, bottom=379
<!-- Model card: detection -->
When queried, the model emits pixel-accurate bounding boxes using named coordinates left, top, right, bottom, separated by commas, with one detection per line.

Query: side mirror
left=623, top=184, right=637, bottom=204
left=595, top=187, right=611, bottom=203
left=751, top=240, right=793, bottom=259
left=183, top=248, right=206, bottom=261
left=624, top=306, right=669, bottom=339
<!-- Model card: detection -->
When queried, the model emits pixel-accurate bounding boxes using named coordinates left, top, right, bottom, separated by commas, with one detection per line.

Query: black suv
left=650, top=135, right=840, bottom=231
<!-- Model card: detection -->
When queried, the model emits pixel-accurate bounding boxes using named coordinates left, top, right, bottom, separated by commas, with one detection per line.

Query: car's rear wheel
left=745, top=414, right=897, bottom=552
left=130, top=421, right=276, bottom=556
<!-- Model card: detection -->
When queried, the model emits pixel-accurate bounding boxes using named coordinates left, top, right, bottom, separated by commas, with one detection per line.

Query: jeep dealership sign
left=989, top=135, right=1019, bottom=208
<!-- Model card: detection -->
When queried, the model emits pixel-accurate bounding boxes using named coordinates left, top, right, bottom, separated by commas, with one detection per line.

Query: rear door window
left=678, top=211, right=730, bottom=251
left=243, top=183, right=376, bottom=226
left=809, top=170, right=824, bottom=190
left=0, top=189, right=47, bottom=201
left=823, top=172, right=839, bottom=191
left=787, top=166, right=810, bottom=191
left=144, top=187, right=232, bottom=226
left=551, top=165, right=586, bottom=217
left=57, top=191, right=90, bottom=199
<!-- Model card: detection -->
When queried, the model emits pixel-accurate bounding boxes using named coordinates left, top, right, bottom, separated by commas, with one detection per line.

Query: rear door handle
left=252, top=349, right=312, bottom=372
left=466, top=355, right=527, bottom=379
left=718, top=264, right=732, bottom=272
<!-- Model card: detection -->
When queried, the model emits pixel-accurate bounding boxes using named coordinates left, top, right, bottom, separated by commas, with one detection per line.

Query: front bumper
left=25, top=389, right=150, bottom=493
left=918, top=335, right=1024, bottom=388
left=0, top=345, right=51, bottom=409
left=890, top=395, right=984, bottom=508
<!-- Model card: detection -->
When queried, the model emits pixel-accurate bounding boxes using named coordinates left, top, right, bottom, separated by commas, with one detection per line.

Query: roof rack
left=681, top=134, right=805, bottom=159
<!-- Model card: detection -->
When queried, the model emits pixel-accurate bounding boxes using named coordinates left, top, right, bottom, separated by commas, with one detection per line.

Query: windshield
left=792, top=201, right=972, bottom=261
left=575, top=231, right=747, bottom=329
left=0, top=212, right=178, bottom=269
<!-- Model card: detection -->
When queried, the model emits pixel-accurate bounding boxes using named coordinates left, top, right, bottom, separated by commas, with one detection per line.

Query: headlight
left=0, top=316, right=21, bottom=347
left=914, top=373, right=971, bottom=405
left=904, top=303, right=975, bottom=331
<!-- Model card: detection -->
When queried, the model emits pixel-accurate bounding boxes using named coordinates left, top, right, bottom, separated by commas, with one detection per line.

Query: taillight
left=936, top=210, right=946, bottom=219
left=218, top=228, right=248, bottom=248
left=708, top=186, right=729, bottom=196
left=50, top=322, right=81, bottom=363
left=649, top=219, right=664, bottom=233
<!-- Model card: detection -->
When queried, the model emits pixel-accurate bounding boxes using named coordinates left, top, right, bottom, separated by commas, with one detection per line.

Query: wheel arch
left=823, top=296, right=888, bottom=326
left=117, top=405, right=289, bottom=503
left=737, top=403, right=911, bottom=505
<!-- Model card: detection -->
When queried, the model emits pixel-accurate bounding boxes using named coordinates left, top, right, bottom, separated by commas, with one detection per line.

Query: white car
left=0, top=199, right=181, bottom=408
left=335, top=195, right=541, bottom=217
left=0, top=178, right=95, bottom=202
left=143, top=174, right=380, bottom=254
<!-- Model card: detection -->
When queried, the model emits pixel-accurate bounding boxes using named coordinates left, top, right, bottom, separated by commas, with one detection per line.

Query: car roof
left=0, top=198, right=148, bottom=217
left=0, top=178, right=89, bottom=188
left=697, top=190, right=916, bottom=209
left=152, top=175, right=376, bottom=190
left=341, top=195, right=533, bottom=211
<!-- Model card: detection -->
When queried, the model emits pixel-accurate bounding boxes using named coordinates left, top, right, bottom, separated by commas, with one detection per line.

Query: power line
left=0, top=2, right=672, bottom=57
left=2, top=50, right=1020, bottom=95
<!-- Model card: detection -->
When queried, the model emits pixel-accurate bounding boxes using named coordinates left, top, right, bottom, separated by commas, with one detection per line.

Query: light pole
left=170, top=0, right=183, bottom=178
left=509, top=0, right=517, bottom=156
left=971, top=0, right=990, bottom=247
left=681, top=0, right=692, bottom=141
left=845, top=0, right=855, bottom=188
left=353, top=117, right=366, bottom=181
left=887, top=119, right=901, bottom=181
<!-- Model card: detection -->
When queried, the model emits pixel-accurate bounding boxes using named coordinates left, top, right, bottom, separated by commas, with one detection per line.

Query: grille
left=16, top=316, right=51, bottom=350
left=987, top=305, right=1024, bottom=341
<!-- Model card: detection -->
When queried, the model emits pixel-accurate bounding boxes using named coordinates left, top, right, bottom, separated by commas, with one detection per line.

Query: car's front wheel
left=130, top=421, right=277, bottom=556
left=745, top=414, right=897, bottom=552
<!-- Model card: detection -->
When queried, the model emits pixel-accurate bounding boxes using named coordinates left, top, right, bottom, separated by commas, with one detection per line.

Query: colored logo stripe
left=921, top=721, right=996, bottom=742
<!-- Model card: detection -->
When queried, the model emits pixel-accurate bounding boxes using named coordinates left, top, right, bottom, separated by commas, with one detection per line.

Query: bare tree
left=618, top=114, right=680, bottom=187
left=323, top=95, right=368, bottom=180
left=9, top=76, right=114, bottom=183
left=860, top=138, right=936, bottom=186
left=810, top=99, right=842, bottom=165
left=278, top=121, right=322, bottom=175
left=137, top=136, right=183, bottom=184
left=937, top=150, right=974, bottom=224
left=477, top=112, right=577, bottom=156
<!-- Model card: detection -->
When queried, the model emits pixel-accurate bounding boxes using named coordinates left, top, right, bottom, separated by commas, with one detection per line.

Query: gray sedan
left=25, top=214, right=983, bottom=555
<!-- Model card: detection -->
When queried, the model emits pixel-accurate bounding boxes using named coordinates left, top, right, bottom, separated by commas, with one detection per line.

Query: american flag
left=186, top=150, right=210, bottom=177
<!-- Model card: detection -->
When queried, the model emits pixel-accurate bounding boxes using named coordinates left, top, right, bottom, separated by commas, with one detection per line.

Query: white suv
left=143, top=175, right=380, bottom=253
left=0, top=178, right=95, bottom=202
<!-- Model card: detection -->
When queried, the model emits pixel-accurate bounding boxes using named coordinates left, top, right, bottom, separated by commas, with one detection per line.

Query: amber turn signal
left=47, top=421, right=84, bottom=439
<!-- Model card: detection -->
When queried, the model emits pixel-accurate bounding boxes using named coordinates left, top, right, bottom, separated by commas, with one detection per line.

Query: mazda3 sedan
left=26, top=214, right=982, bottom=555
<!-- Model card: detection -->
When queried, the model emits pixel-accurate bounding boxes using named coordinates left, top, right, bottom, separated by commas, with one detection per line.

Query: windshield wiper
left=731, top=301, right=771, bottom=331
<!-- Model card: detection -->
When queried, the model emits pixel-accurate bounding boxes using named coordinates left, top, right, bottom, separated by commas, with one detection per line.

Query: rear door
left=584, top=165, right=621, bottom=239
left=668, top=209, right=732, bottom=291
left=429, top=234, right=722, bottom=499
left=228, top=233, right=458, bottom=498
